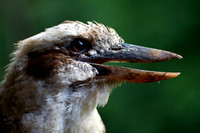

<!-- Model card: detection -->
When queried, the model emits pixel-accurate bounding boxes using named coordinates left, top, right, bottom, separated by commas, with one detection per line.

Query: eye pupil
left=68, top=39, right=91, bottom=53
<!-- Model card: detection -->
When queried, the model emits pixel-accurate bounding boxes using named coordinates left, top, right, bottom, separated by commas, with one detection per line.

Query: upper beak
left=80, top=43, right=182, bottom=83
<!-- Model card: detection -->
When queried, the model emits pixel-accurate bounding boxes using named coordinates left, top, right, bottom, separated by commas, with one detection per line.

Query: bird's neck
left=0, top=72, right=113, bottom=133
left=65, top=109, right=105, bottom=133
left=15, top=86, right=106, bottom=133
left=22, top=102, right=105, bottom=133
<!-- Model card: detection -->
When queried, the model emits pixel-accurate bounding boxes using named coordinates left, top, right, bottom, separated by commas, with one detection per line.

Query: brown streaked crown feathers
left=0, top=21, right=182, bottom=133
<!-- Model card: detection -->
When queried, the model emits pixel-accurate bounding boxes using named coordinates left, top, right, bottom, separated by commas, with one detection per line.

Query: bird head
left=1, top=21, right=182, bottom=124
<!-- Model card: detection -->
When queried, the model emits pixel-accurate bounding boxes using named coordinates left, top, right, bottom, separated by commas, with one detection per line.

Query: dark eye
left=68, top=38, right=92, bottom=53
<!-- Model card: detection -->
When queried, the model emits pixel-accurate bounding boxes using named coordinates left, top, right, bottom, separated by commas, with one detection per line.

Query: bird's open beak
left=81, top=43, right=182, bottom=83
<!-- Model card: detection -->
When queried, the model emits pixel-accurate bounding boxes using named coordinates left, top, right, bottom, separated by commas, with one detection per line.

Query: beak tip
left=174, top=54, right=183, bottom=59
left=168, top=52, right=182, bottom=60
left=166, top=72, right=181, bottom=79
left=177, top=55, right=183, bottom=59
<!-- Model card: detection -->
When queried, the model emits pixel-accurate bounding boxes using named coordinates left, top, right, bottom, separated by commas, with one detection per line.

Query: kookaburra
left=0, top=21, right=182, bottom=133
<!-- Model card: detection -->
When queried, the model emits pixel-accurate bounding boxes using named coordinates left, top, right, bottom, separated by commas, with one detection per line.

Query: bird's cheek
left=26, top=50, right=98, bottom=86
left=60, top=62, right=97, bottom=85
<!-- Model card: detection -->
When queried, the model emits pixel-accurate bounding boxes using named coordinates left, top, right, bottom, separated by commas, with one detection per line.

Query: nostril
left=109, top=46, right=123, bottom=51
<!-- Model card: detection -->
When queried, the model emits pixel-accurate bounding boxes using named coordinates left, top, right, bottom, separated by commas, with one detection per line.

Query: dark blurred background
left=0, top=0, right=199, bottom=132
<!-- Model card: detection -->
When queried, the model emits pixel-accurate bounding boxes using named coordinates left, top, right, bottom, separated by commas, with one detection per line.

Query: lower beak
left=81, top=43, right=182, bottom=83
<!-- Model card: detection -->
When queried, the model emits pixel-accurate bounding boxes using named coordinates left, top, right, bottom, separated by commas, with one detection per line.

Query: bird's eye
left=68, top=38, right=92, bottom=53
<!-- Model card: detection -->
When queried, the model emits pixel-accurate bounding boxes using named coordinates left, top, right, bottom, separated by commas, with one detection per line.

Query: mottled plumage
left=0, top=21, right=182, bottom=133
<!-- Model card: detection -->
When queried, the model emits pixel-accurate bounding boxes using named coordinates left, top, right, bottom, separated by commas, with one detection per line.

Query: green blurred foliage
left=0, top=0, right=199, bottom=132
